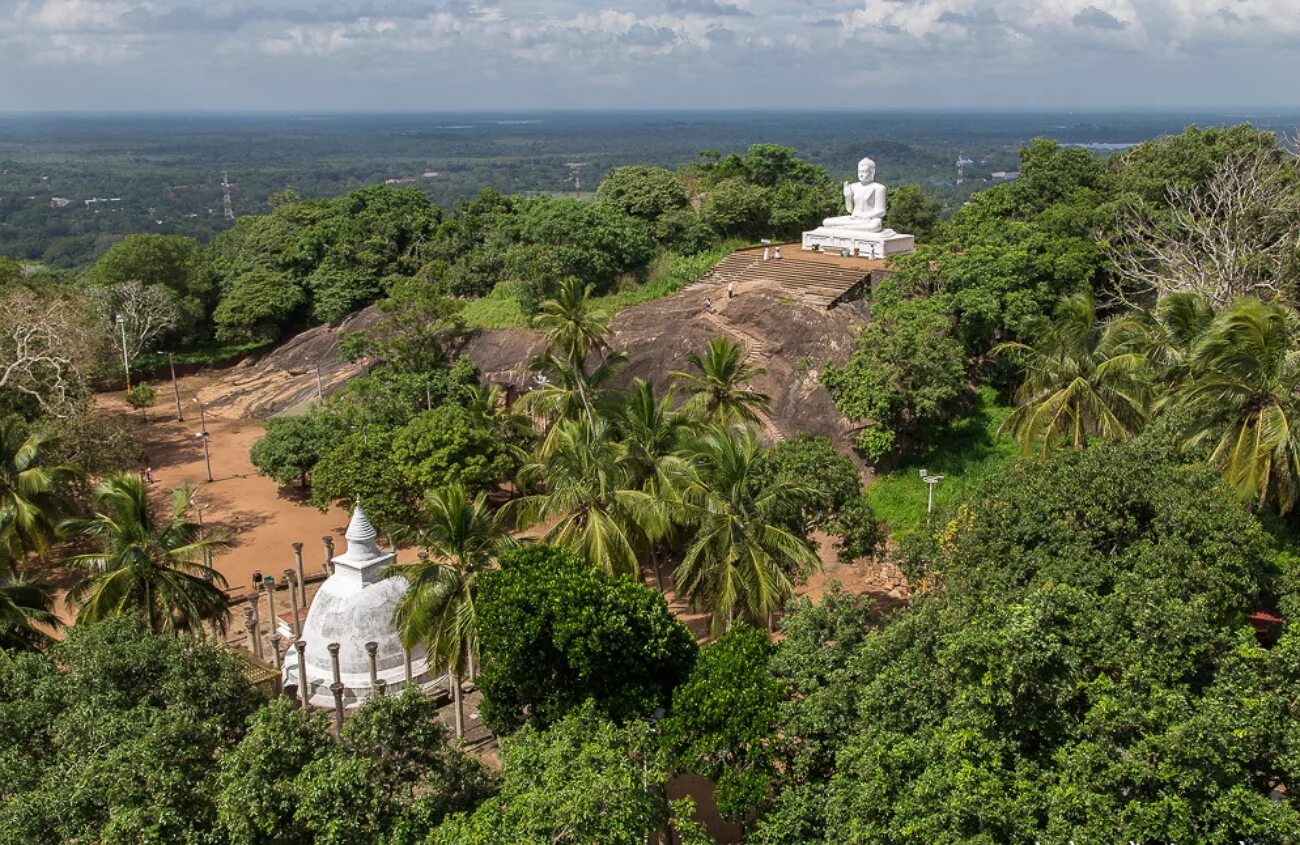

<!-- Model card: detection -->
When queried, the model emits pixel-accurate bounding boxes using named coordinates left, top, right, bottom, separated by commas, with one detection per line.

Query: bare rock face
left=461, top=278, right=867, bottom=453
left=198, top=274, right=867, bottom=456
left=198, top=305, right=384, bottom=419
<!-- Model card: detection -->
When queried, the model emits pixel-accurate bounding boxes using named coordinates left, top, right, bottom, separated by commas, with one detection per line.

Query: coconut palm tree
left=617, top=379, right=695, bottom=589
left=674, top=425, right=819, bottom=635
left=1176, top=297, right=1300, bottom=513
left=671, top=337, right=772, bottom=426
left=508, top=417, right=667, bottom=580
left=0, top=418, right=79, bottom=558
left=993, top=292, right=1150, bottom=455
left=389, top=484, right=513, bottom=738
left=520, top=349, right=629, bottom=450
left=63, top=476, right=232, bottom=635
left=532, top=277, right=614, bottom=370
left=1106, top=292, right=1217, bottom=390
left=0, top=561, right=59, bottom=653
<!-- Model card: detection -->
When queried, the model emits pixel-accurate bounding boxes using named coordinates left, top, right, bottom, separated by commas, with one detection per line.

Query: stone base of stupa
left=801, top=227, right=915, bottom=259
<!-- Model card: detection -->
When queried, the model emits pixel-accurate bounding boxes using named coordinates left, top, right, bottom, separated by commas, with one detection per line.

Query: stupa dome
left=281, top=505, right=442, bottom=707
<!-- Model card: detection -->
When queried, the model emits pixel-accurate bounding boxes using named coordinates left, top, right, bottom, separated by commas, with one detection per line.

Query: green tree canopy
left=822, top=298, right=969, bottom=464
left=756, top=439, right=1300, bottom=843
left=475, top=545, right=697, bottom=734
left=250, top=410, right=345, bottom=488
left=427, top=703, right=667, bottom=845
left=0, top=617, right=264, bottom=844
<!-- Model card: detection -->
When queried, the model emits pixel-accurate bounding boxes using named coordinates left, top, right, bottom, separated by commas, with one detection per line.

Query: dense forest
left=3, top=121, right=1300, bottom=843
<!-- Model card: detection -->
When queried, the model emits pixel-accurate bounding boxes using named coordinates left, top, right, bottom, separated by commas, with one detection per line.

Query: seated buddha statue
left=821, top=157, right=892, bottom=235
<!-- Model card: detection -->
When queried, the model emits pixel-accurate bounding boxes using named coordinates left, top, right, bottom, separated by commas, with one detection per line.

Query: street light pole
left=115, top=314, right=131, bottom=393
left=169, top=352, right=184, bottom=421
left=920, top=469, right=945, bottom=521
left=192, top=397, right=213, bottom=483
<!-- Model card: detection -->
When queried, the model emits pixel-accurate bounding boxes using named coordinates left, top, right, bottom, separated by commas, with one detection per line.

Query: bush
left=125, top=382, right=156, bottom=410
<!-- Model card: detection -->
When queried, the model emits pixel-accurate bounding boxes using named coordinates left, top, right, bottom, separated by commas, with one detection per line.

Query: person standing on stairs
left=762, top=246, right=770, bottom=261
left=727, top=278, right=735, bottom=299
left=774, top=245, right=782, bottom=259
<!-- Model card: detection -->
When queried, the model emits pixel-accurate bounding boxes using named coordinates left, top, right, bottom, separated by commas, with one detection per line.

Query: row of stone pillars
left=242, top=538, right=337, bottom=662
left=275, top=638, right=415, bottom=737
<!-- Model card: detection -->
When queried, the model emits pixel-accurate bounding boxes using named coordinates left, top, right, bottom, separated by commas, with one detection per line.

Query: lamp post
left=193, top=397, right=212, bottom=482
left=115, top=314, right=131, bottom=393
left=168, top=352, right=184, bottom=421
left=920, top=469, right=945, bottom=520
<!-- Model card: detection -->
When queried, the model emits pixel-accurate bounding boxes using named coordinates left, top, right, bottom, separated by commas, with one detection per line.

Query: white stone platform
left=801, top=227, right=915, bottom=259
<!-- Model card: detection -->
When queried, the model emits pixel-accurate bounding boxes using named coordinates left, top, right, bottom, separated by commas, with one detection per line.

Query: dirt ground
left=96, top=372, right=352, bottom=600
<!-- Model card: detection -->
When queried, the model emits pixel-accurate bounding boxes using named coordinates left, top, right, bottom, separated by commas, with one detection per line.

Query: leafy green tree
left=701, top=177, right=769, bottom=238
left=475, top=545, right=697, bottom=733
left=250, top=410, right=345, bottom=488
left=85, top=233, right=214, bottom=337
left=328, top=359, right=479, bottom=431
left=0, top=417, right=78, bottom=557
left=993, top=291, right=1149, bottom=455
left=390, top=484, right=513, bottom=737
left=595, top=165, right=688, bottom=222
left=501, top=196, right=655, bottom=297
left=213, top=268, right=306, bottom=343
left=1176, top=297, right=1300, bottom=513
left=884, top=184, right=941, bottom=242
left=0, top=617, right=265, bottom=845
left=676, top=426, right=819, bottom=634
left=672, top=336, right=771, bottom=426
left=755, top=440, right=1300, bottom=843
left=215, top=699, right=330, bottom=845
left=293, top=691, right=494, bottom=845
left=125, top=382, right=156, bottom=411
left=822, top=299, right=968, bottom=464
left=662, top=624, right=783, bottom=822
left=0, top=255, right=22, bottom=287
left=338, top=277, right=464, bottom=372
left=427, top=703, right=667, bottom=845
left=748, top=433, right=859, bottom=535
left=63, top=476, right=232, bottom=635
left=309, top=426, right=417, bottom=531
left=510, top=418, right=665, bottom=580
left=391, top=404, right=516, bottom=497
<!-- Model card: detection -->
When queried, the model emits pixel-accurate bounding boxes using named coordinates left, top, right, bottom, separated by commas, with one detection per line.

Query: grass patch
left=136, top=340, right=272, bottom=370
left=461, top=282, right=528, bottom=329
left=866, top=387, right=1018, bottom=543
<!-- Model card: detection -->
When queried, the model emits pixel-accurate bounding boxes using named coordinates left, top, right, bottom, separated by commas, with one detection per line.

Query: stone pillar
left=242, top=606, right=261, bottom=660
left=248, top=591, right=263, bottom=660
left=269, top=634, right=283, bottom=669
left=374, top=678, right=387, bottom=697
left=291, top=541, right=307, bottom=605
left=263, top=575, right=277, bottom=638
left=328, top=642, right=342, bottom=687
left=330, top=681, right=346, bottom=736
left=365, top=641, right=379, bottom=691
left=284, top=568, right=302, bottom=638
left=322, top=536, right=335, bottom=574
left=295, top=640, right=309, bottom=710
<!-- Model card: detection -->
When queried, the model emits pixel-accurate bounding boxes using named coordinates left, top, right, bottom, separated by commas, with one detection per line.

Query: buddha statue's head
left=857, top=157, right=876, bottom=184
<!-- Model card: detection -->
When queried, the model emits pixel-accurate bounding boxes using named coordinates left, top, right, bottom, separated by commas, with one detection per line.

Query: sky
left=1, top=0, right=1298, bottom=111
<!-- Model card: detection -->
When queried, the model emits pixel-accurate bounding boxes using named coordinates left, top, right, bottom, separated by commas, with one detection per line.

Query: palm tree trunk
left=452, top=672, right=465, bottom=739
left=650, top=546, right=664, bottom=594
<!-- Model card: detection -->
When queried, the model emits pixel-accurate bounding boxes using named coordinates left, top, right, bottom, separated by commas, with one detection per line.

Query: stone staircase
left=696, top=248, right=877, bottom=308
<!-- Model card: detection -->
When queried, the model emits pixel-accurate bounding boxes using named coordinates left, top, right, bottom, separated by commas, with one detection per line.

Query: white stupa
left=281, top=504, right=442, bottom=708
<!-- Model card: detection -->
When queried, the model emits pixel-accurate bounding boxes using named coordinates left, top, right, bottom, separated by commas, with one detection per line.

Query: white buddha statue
left=800, top=154, right=914, bottom=258
left=821, top=157, right=892, bottom=234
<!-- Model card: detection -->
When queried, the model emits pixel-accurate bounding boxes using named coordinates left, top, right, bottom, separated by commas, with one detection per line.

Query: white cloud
left=1, top=0, right=1299, bottom=107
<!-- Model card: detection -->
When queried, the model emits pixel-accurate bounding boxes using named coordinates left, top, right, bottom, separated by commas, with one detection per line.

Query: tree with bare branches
left=0, top=288, right=102, bottom=418
left=86, top=279, right=181, bottom=364
left=1107, top=145, right=1300, bottom=307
